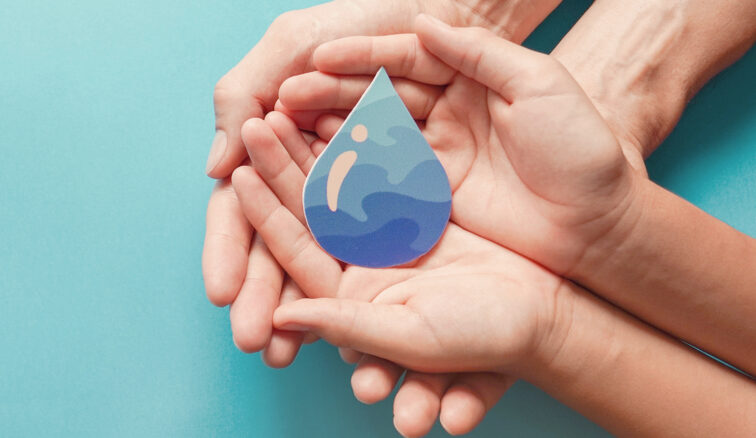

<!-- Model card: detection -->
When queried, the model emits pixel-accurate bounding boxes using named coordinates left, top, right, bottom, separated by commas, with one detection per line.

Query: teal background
left=1, top=0, right=753, bottom=436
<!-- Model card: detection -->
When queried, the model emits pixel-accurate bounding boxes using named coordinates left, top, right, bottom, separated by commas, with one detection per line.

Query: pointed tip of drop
left=373, top=66, right=390, bottom=83
left=347, top=66, right=396, bottom=111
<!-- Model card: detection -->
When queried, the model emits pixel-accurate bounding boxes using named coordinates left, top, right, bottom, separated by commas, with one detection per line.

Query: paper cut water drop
left=302, top=67, right=452, bottom=268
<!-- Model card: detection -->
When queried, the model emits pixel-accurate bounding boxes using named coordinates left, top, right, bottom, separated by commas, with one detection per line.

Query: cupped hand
left=235, top=111, right=518, bottom=436
left=202, top=0, right=557, bottom=355
left=266, top=221, right=567, bottom=374
left=279, top=15, right=642, bottom=278
left=232, top=160, right=562, bottom=372
left=203, top=3, right=562, bottom=435
left=231, top=159, right=563, bottom=435
left=229, top=138, right=571, bottom=386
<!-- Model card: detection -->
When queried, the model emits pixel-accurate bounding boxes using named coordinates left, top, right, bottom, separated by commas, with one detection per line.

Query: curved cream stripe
left=327, top=150, right=358, bottom=212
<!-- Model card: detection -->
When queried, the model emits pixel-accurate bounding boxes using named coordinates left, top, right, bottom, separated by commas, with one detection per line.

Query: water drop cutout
left=303, top=67, right=452, bottom=268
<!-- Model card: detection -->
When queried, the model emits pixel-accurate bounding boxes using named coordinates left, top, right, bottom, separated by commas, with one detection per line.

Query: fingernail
left=393, top=416, right=410, bottom=438
left=205, top=130, right=227, bottom=175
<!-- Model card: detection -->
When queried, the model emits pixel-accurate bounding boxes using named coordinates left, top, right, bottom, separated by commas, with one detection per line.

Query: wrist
left=570, top=172, right=652, bottom=287
left=514, top=280, right=616, bottom=385
left=511, top=275, right=756, bottom=436
left=448, top=0, right=562, bottom=43
left=552, top=0, right=691, bottom=159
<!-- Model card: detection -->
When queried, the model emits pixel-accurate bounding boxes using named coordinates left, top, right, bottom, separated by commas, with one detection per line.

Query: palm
left=233, top=155, right=560, bottom=372
left=398, top=70, right=629, bottom=274
left=229, top=107, right=556, bottom=394
left=355, top=224, right=560, bottom=372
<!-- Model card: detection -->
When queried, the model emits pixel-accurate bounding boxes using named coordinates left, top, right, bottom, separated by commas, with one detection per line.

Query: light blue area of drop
left=303, top=67, right=452, bottom=268
left=308, top=68, right=441, bottom=183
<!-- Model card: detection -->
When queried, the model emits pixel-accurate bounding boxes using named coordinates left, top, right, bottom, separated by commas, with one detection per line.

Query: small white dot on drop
left=351, top=124, right=368, bottom=142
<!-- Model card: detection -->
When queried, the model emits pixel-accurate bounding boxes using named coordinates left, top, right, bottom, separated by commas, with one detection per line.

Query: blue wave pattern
left=303, top=67, right=452, bottom=267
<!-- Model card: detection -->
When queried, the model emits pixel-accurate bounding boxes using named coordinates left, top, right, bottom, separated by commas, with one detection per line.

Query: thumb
left=414, top=14, right=560, bottom=101
left=206, top=64, right=269, bottom=178
left=273, top=298, right=439, bottom=368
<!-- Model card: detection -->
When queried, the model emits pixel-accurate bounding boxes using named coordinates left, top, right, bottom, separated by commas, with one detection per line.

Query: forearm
left=573, top=177, right=756, bottom=375
left=524, top=281, right=756, bottom=437
left=552, top=0, right=756, bottom=161
left=246, top=0, right=561, bottom=108
left=327, top=0, right=561, bottom=41
left=447, top=0, right=562, bottom=43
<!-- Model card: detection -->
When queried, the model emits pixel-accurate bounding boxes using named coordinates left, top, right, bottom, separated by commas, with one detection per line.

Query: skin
left=204, top=0, right=756, bottom=434
left=554, top=0, right=756, bottom=161
left=267, top=234, right=756, bottom=437
left=235, top=119, right=756, bottom=435
left=281, top=21, right=637, bottom=279
left=242, top=15, right=756, bottom=435
left=238, top=109, right=517, bottom=436
left=203, top=1, right=561, bottom=435
left=556, top=0, right=756, bottom=376
left=282, top=14, right=756, bottom=375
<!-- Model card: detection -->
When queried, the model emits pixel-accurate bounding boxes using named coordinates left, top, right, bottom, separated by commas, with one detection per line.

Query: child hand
left=231, top=120, right=572, bottom=376
left=232, top=156, right=567, bottom=373
left=232, top=113, right=520, bottom=436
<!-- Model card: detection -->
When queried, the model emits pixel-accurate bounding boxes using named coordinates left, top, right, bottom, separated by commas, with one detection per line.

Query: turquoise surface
left=0, top=0, right=753, bottom=436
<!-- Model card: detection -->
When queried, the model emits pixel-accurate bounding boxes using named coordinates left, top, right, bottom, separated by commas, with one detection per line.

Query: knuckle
left=281, top=225, right=311, bottom=266
left=213, top=74, right=243, bottom=109
left=270, top=10, right=301, bottom=30
left=535, top=53, right=563, bottom=72
left=399, top=38, right=418, bottom=76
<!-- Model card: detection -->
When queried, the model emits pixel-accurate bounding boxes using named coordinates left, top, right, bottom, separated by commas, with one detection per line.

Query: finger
left=339, top=347, right=362, bottom=364
left=314, top=114, right=345, bottom=144
left=240, top=117, right=306, bottom=223
left=273, top=298, right=438, bottom=369
left=228, top=233, right=283, bottom=352
left=440, top=373, right=516, bottom=435
left=274, top=99, right=350, bottom=132
left=351, top=355, right=404, bottom=404
left=313, top=34, right=455, bottom=85
left=393, top=372, right=455, bottom=438
left=202, top=179, right=251, bottom=306
left=301, top=131, right=319, bottom=146
left=279, top=72, right=441, bottom=119
left=310, top=139, right=328, bottom=159
left=265, top=111, right=319, bottom=176
left=262, top=279, right=306, bottom=368
left=415, top=14, right=556, bottom=101
left=207, top=72, right=267, bottom=178
left=231, top=166, right=342, bottom=298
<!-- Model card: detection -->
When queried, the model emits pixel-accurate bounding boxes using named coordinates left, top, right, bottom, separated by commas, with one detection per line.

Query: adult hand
left=203, top=2, right=562, bottom=435
left=203, top=0, right=560, bottom=342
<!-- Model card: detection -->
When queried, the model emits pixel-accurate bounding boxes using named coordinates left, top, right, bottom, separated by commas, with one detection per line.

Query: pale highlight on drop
left=351, top=124, right=368, bottom=142
left=326, top=150, right=358, bottom=212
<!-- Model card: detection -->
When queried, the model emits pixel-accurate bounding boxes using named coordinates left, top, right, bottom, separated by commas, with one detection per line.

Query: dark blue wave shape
left=317, top=218, right=422, bottom=268
left=306, top=191, right=451, bottom=267
left=304, top=159, right=451, bottom=218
